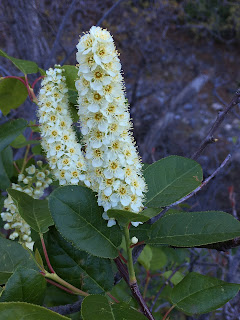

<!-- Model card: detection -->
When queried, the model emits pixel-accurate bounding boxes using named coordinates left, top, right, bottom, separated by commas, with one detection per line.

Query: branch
left=191, top=88, right=240, bottom=160
left=44, top=0, right=77, bottom=69
left=48, top=299, right=82, bottom=315
left=96, top=0, right=124, bottom=27
left=114, top=257, right=155, bottom=320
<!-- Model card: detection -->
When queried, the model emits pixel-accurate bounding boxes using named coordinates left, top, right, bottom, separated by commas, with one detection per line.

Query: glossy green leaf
left=8, top=189, right=54, bottom=234
left=0, top=238, right=36, bottom=284
left=0, top=266, right=46, bottom=304
left=0, top=302, right=69, bottom=319
left=138, top=245, right=152, bottom=270
left=148, top=211, right=240, bottom=247
left=46, top=228, right=114, bottom=294
left=107, top=209, right=150, bottom=226
left=0, top=146, right=13, bottom=189
left=62, top=65, right=78, bottom=89
left=144, top=156, right=203, bottom=207
left=0, top=49, right=38, bottom=74
left=0, top=78, right=28, bottom=115
left=49, top=185, right=122, bottom=258
left=81, top=295, right=148, bottom=320
left=0, top=118, right=27, bottom=152
left=171, top=272, right=240, bottom=315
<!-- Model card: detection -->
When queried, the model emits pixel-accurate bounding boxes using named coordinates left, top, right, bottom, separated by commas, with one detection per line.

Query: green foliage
left=171, top=272, right=240, bottom=315
left=49, top=185, right=122, bottom=258
left=0, top=146, right=13, bottom=189
left=144, top=156, right=202, bottom=207
left=81, top=295, right=148, bottom=320
left=0, top=302, right=69, bottom=319
left=0, top=118, right=27, bottom=153
left=0, top=266, right=46, bottom=304
left=148, top=211, right=240, bottom=247
left=0, top=49, right=39, bottom=74
left=8, top=189, right=54, bottom=234
left=46, top=228, right=114, bottom=294
left=182, top=0, right=240, bottom=41
left=0, top=238, right=36, bottom=285
left=0, top=78, right=28, bottom=115
left=138, top=245, right=152, bottom=270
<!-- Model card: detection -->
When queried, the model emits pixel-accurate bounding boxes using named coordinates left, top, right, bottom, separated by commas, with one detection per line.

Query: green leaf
left=0, top=78, right=28, bottom=115
left=46, top=228, right=114, bottom=294
left=35, top=248, right=44, bottom=270
left=141, top=207, right=161, bottom=219
left=81, top=295, right=148, bottom=320
left=0, top=266, right=46, bottom=304
left=171, top=272, right=240, bottom=315
left=0, top=302, right=69, bottom=319
left=138, top=245, right=152, bottom=270
left=163, top=270, right=184, bottom=285
left=68, top=89, right=78, bottom=104
left=0, top=49, right=38, bottom=74
left=49, top=186, right=122, bottom=258
left=144, top=156, right=203, bottom=207
left=130, top=223, right=151, bottom=242
left=0, top=146, right=13, bottom=189
left=10, top=134, right=26, bottom=148
left=62, top=65, right=78, bottom=90
left=148, top=211, right=240, bottom=247
left=107, top=209, right=150, bottom=226
left=0, top=118, right=28, bottom=153
left=0, top=238, right=36, bottom=284
left=150, top=247, right=167, bottom=271
left=7, top=189, right=54, bottom=234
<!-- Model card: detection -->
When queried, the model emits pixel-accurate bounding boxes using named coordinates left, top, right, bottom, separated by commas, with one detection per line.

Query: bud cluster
left=0, top=162, right=52, bottom=249
left=76, top=26, right=147, bottom=226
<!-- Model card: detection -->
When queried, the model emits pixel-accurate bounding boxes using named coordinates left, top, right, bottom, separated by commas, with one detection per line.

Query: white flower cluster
left=1, top=162, right=52, bottom=249
left=38, top=66, right=87, bottom=186
left=76, top=26, right=147, bottom=227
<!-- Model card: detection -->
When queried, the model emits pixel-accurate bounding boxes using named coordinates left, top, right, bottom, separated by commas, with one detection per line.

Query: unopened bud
left=131, top=236, right=138, bottom=245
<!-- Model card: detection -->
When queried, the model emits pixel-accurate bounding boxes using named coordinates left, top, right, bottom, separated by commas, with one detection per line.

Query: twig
left=48, top=299, right=82, bottom=315
left=114, top=257, right=155, bottom=320
left=107, top=292, right=119, bottom=303
left=191, top=88, right=240, bottom=160
left=44, top=0, right=77, bottom=69
left=162, top=305, right=176, bottom=320
left=40, top=235, right=55, bottom=274
left=45, top=278, right=75, bottom=295
left=96, top=0, right=124, bottom=27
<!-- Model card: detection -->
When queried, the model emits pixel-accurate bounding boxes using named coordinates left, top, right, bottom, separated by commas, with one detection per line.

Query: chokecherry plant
left=0, top=26, right=240, bottom=320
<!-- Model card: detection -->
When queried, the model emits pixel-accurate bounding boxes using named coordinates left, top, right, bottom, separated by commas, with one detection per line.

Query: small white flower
left=25, top=165, right=36, bottom=175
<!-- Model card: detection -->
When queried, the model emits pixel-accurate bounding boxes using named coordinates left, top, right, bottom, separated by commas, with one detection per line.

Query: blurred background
left=1, top=1, right=240, bottom=319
